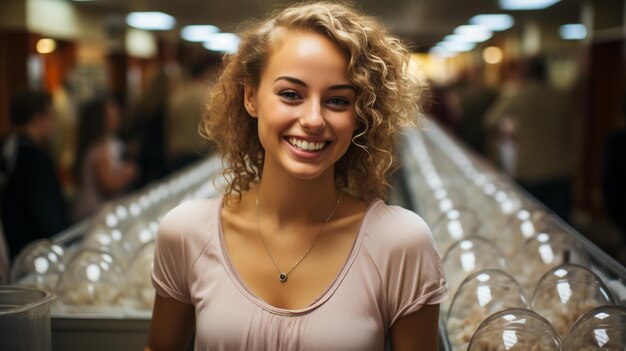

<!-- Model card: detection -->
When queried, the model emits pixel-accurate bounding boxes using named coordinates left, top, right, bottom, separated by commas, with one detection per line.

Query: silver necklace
left=255, top=190, right=342, bottom=283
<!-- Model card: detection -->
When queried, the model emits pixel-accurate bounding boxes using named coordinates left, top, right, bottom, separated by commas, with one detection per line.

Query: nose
left=299, top=101, right=326, bottom=132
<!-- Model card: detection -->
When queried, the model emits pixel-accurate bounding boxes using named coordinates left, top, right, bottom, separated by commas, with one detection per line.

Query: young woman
left=73, top=98, right=138, bottom=220
left=147, top=3, right=447, bottom=350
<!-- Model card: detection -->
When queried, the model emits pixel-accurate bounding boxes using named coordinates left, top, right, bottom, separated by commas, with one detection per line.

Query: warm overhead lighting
left=36, top=38, right=57, bottom=54
left=181, top=25, right=220, bottom=42
left=126, top=29, right=157, bottom=58
left=439, top=40, right=476, bottom=53
left=499, top=0, right=561, bottom=10
left=470, top=14, right=514, bottom=31
left=203, top=33, right=240, bottom=54
left=454, top=25, right=493, bottom=43
left=560, top=24, right=587, bottom=40
left=126, top=12, right=176, bottom=31
left=483, top=46, right=503, bottom=64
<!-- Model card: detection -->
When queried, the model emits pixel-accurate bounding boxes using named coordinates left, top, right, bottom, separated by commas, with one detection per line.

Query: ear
left=243, top=85, right=258, bottom=118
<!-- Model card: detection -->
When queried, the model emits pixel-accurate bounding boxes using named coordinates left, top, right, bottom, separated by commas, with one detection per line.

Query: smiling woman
left=243, top=27, right=358, bottom=181
left=146, top=2, right=447, bottom=351
left=203, top=3, right=425, bottom=202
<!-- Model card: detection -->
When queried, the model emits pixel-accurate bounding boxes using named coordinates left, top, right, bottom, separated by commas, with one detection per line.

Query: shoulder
left=157, top=197, right=222, bottom=245
left=363, top=201, right=434, bottom=252
left=15, top=139, right=53, bottom=170
left=361, top=201, right=448, bottom=315
left=159, top=197, right=222, bottom=229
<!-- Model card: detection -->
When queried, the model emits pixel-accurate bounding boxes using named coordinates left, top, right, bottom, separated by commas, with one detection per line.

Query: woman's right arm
left=145, top=294, right=195, bottom=351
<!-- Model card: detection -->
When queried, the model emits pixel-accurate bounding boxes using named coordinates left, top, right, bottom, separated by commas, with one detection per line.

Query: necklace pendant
left=279, top=272, right=288, bottom=282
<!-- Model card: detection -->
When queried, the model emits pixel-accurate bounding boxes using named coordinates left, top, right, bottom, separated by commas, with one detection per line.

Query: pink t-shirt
left=152, top=197, right=448, bottom=351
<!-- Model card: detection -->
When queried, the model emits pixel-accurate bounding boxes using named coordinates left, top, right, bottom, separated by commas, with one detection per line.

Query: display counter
left=400, top=121, right=626, bottom=350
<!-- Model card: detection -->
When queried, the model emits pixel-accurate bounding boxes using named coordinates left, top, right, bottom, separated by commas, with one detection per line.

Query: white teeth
left=288, top=137, right=326, bottom=151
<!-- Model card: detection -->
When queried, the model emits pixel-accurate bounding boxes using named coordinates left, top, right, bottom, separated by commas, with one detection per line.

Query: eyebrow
left=274, top=76, right=357, bottom=93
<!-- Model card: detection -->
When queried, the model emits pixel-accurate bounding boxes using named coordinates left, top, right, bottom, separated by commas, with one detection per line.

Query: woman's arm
left=390, top=304, right=440, bottom=351
left=145, top=294, right=195, bottom=351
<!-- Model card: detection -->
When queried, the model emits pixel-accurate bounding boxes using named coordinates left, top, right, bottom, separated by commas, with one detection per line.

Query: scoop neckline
left=217, top=196, right=382, bottom=316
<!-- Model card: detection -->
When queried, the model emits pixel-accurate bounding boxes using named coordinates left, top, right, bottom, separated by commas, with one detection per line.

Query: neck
left=256, top=166, right=340, bottom=225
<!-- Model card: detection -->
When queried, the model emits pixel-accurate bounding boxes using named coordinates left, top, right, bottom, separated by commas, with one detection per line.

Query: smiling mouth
left=286, top=137, right=328, bottom=151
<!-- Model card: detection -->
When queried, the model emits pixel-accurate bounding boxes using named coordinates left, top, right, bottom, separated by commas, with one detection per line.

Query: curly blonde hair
left=201, top=1, right=424, bottom=201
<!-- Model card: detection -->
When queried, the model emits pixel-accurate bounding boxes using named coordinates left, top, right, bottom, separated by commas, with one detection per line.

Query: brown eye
left=278, top=90, right=301, bottom=100
left=327, top=97, right=350, bottom=106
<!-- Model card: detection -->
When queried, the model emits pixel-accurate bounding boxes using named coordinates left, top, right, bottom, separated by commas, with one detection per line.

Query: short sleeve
left=371, top=206, right=448, bottom=327
left=151, top=203, right=194, bottom=304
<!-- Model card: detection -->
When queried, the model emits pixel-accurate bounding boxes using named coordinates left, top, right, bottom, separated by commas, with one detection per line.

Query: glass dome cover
left=512, top=230, right=590, bottom=296
left=531, top=264, right=614, bottom=339
left=443, top=236, right=511, bottom=296
left=563, top=305, right=626, bottom=350
left=431, top=207, right=479, bottom=254
left=447, top=269, right=529, bottom=351
left=10, top=239, right=65, bottom=290
left=125, top=241, right=156, bottom=309
left=468, top=307, right=562, bottom=350
left=485, top=208, right=540, bottom=260
left=55, top=249, right=125, bottom=307
left=80, top=224, right=129, bottom=267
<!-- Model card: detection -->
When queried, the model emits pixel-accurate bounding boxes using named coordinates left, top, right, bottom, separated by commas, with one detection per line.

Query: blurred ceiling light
left=429, top=46, right=455, bottom=59
left=203, top=33, right=240, bottom=54
left=445, top=34, right=472, bottom=43
left=126, top=29, right=157, bottom=58
left=439, top=40, right=476, bottom=53
left=126, top=12, right=176, bottom=31
left=483, top=46, right=503, bottom=64
left=454, top=25, right=493, bottom=43
left=560, top=24, right=587, bottom=40
left=470, top=14, right=514, bottom=31
left=181, top=25, right=220, bottom=42
left=499, top=0, right=561, bottom=10
left=36, top=38, right=56, bottom=54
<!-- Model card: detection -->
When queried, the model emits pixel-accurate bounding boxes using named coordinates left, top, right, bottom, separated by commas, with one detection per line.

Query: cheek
left=336, top=113, right=358, bottom=136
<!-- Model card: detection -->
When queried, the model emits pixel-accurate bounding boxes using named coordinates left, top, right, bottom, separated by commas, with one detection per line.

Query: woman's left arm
left=390, top=303, right=440, bottom=351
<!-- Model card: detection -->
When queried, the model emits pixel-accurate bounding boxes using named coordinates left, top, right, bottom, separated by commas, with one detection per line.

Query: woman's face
left=244, top=28, right=357, bottom=181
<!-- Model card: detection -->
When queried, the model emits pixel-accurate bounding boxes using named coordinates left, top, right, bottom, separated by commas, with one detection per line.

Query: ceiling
left=73, top=0, right=585, bottom=52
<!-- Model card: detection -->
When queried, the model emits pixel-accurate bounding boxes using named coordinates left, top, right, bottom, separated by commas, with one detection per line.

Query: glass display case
left=400, top=122, right=626, bottom=350
left=10, top=157, right=222, bottom=350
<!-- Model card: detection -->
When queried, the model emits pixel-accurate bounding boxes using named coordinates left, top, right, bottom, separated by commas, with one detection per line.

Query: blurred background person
left=51, top=76, right=78, bottom=199
left=165, top=59, right=218, bottom=172
left=73, top=97, right=138, bottom=220
left=422, top=79, right=456, bottom=133
left=0, top=89, right=68, bottom=259
left=484, top=55, right=578, bottom=221
left=129, top=69, right=170, bottom=188
left=448, top=66, right=498, bottom=156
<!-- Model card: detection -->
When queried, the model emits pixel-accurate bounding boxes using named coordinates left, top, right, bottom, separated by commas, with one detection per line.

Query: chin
left=284, top=164, right=333, bottom=182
